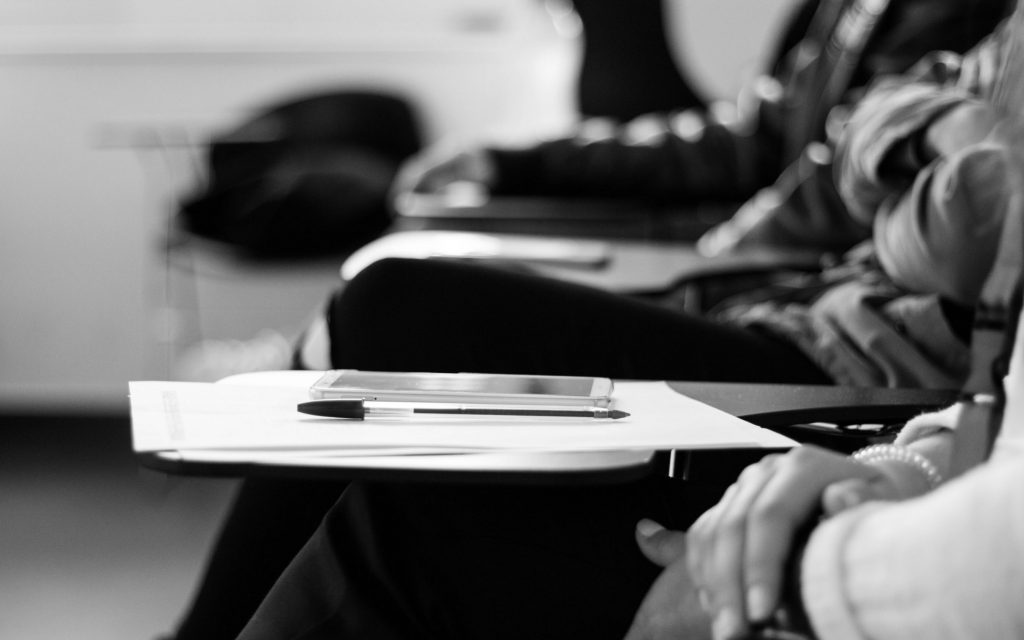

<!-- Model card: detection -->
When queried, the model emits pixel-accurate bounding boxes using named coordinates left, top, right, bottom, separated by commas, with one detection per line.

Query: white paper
left=130, top=377, right=795, bottom=455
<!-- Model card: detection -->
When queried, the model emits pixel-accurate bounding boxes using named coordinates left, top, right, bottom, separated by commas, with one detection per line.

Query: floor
left=0, top=413, right=238, bottom=640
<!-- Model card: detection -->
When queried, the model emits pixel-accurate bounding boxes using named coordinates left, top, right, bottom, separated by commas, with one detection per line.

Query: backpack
left=179, top=90, right=422, bottom=258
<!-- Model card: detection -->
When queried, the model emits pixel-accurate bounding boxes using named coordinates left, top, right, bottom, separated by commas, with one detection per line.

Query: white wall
left=672, top=0, right=794, bottom=100
left=0, top=0, right=791, bottom=412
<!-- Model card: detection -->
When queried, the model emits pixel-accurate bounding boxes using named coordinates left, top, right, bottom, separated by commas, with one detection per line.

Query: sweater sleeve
left=835, top=30, right=1013, bottom=306
left=800, top=457, right=1024, bottom=640
left=834, top=80, right=972, bottom=225
left=871, top=141, right=1012, bottom=306
left=835, top=22, right=1010, bottom=226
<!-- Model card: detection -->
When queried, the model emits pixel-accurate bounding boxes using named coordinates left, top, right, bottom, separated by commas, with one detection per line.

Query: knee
left=346, top=257, right=421, bottom=297
left=337, top=257, right=475, bottom=321
left=329, top=258, right=452, bottom=363
left=332, top=258, right=419, bottom=325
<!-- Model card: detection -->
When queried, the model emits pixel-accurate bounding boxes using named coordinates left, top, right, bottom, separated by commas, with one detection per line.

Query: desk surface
left=339, top=230, right=823, bottom=295
left=392, top=194, right=738, bottom=242
left=136, top=380, right=956, bottom=485
left=667, top=382, right=955, bottom=428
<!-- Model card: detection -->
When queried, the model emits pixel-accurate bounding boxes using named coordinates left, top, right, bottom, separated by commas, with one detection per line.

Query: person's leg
left=327, top=258, right=829, bottom=383
left=235, top=258, right=831, bottom=639
left=173, top=302, right=340, bottom=640
left=173, top=477, right=347, bottom=640
left=241, top=476, right=720, bottom=640
left=177, top=258, right=829, bottom=639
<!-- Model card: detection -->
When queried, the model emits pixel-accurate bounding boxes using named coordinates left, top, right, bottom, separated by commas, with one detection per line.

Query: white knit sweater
left=800, top=313, right=1024, bottom=639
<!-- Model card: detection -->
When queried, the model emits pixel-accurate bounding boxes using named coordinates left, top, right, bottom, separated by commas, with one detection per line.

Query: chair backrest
left=178, top=90, right=423, bottom=258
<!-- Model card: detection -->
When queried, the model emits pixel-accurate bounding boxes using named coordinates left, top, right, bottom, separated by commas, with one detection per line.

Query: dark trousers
left=240, top=477, right=729, bottom=640
left=325, top=258, right=828, bottom=382
left=175, top=258, right=831, bottom=639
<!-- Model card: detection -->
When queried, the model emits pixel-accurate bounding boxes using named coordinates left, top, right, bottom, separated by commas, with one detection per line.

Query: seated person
left=294, top=14, right=1015, bottom=390
left=631, top=241, right=1024, bottom=640
left=170, top=3, right=1013, bottom=636
left=644, top=12, right=1024, bottom=635
left=238, top=279, right=1024, bottom=640
left=231, top=29, right=1024, bottom=638
left=395, top=0, right=1009, bottom=253
left=631, top=368, right=1024, bottom=639
left=176, top=0, right=1011, bottom=386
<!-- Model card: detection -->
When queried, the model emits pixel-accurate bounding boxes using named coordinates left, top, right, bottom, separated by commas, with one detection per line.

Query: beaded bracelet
left=851, top=443, right=944, bottom=490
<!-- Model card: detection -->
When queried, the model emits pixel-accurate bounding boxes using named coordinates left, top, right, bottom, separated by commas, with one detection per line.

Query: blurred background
left=0, top=1, right=790, bottom=638
left=0, top=0, right=789, bottom=412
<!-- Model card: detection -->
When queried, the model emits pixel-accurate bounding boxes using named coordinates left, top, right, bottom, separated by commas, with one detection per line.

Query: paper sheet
left=130, top=376, right=795, bottom=455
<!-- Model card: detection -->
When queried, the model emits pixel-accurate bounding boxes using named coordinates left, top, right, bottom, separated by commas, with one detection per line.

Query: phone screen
left=328, top=371, right=596, bottom=396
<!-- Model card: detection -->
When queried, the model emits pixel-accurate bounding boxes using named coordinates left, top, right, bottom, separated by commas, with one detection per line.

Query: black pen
left=297, top=399, right=629, bottom=420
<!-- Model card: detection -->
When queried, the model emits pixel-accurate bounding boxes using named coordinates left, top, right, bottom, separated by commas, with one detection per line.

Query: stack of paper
left=129, top=371, right=795, bottom=474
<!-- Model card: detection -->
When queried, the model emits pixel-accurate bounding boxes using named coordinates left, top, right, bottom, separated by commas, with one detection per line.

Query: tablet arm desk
left=136, top=382, right=957, bottom=486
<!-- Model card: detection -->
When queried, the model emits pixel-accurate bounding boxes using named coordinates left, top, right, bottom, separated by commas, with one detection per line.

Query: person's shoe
left=174, top=329, right=293, bottom=382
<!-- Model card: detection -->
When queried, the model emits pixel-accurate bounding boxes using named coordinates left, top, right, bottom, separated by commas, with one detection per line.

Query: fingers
left=821, top=478, right=872, bottom=515
left=686, top=447, right=879, bottom=639
left=924, top=102, right=999, bottom=159
left=688, top=455, right=783, bottom=639
left=635, top=519, right=687, bottom=567
left=736, top=453, right=827, bottom=624
left=821, top=474, right=904, bottom=516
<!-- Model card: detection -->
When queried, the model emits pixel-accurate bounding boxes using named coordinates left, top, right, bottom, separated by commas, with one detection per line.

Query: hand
left=922, top=101, right=999, bottom=161
left=684, top=446, right=904, bottom=640
left=624, top=521, right=711, bottom=640
left=390, top=144, right=496, bottom=196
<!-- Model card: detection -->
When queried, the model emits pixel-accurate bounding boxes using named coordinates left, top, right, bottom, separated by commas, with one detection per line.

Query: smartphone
left=309, top=370, right=613, bottom=407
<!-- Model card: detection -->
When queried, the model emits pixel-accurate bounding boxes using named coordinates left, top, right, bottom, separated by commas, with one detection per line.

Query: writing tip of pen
left=610, top=410, right=630, bottom=419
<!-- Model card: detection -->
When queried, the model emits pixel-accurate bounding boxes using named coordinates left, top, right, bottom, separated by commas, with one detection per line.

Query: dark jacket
left=487, top=0, right=1010, bottom=252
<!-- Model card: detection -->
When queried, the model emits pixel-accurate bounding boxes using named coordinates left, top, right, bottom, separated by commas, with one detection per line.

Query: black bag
left=179, top=90, right=422, bottom=258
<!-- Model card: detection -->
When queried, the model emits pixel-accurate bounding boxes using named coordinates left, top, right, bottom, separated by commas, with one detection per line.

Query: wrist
left=922, top=101, right=998, bottom=159
left=851, top=444, right=944, bottom=498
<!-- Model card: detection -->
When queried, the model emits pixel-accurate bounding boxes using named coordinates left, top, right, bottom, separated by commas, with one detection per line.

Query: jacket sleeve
left=800, top=457, right=1024, bottom=640
left=696, top=0, right=1011, bottom=253
left=486, top=0, right=1011, bottom=209
left=486, top=100, right=782, bottom=203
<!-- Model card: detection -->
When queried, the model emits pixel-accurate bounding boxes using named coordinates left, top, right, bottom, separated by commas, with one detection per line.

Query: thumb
left=822, top=478, right=879, bottom=516
left=635, top=519, right=687, bottom=567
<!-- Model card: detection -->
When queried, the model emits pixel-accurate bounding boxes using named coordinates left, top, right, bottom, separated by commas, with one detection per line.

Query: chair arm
left=669, top=382, right=958, bottom=480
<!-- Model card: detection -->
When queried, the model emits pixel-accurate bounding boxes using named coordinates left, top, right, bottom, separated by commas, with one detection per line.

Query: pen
left=297, top=399, right=629, bottom=420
